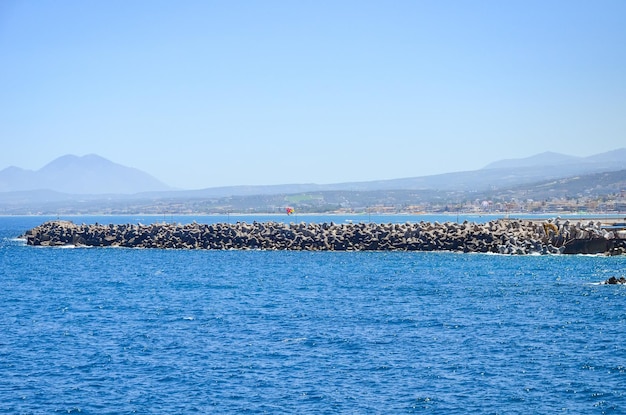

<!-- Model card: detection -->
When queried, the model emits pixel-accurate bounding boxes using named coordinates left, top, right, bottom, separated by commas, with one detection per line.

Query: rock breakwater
left=21, top=218, right=626, bottom=255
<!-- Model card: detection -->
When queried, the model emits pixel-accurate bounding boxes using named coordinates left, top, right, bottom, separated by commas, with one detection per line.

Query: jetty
left=21, top=218, right=626, bottom=255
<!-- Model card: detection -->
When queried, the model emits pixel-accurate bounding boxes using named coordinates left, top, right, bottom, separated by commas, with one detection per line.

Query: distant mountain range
left=0, top=154, right=171, bottom=194
left=0, top=149, right=624, bottom=214
left=145, top=148, right=626, bottom=198
left=482, top=149, right=626, bottom=170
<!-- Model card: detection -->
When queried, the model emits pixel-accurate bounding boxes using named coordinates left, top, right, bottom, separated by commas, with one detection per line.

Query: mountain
left=482, top=151, right=580, bottom=169
left=0, top=154, right=171, bottom=194
left=0, top=148, right=623, bottom=203
left=585, top=148, right=626, bottom=164
left=0, top=166, right=37, bottom=191
left=482, top=148, right=625, bottom=171
left=2, top=168, right=623, bottom=215
left=156, top=148, right=625, bottom=198
left=322, top=148, right=626, bottom=193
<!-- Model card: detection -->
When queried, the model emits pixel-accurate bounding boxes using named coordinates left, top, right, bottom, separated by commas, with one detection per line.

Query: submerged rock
left=603, top=276, right=626, bottom=285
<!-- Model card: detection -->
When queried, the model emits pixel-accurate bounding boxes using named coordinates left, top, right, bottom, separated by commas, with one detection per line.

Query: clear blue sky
left=1, top=1, right=624, bottom=189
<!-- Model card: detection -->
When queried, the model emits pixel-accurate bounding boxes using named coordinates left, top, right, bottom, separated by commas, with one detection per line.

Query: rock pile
left=20, top=218, right=626, bottom=255
left=603, top=276, right=626, bottom=285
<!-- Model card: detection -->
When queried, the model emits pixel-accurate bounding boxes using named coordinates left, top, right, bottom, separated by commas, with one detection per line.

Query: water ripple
left=1, top=218, right=626, bottom=413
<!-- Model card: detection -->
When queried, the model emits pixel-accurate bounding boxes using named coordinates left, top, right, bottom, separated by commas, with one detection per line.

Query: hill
left=0, top=168, right=623, bottom=215
left=0, top=154, right=171, bottom=194
left=0, top=149, right=624, bottom=214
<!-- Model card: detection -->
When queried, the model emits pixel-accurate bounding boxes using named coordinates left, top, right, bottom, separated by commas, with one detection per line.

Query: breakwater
left=21, top=218, right=626, bottom=255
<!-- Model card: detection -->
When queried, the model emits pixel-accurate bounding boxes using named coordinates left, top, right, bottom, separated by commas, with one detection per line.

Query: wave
left=282, top=337, right=308, bottom=343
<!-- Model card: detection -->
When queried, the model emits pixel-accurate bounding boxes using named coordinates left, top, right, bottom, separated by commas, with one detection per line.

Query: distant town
left=9, top=190, right=623, bottom=217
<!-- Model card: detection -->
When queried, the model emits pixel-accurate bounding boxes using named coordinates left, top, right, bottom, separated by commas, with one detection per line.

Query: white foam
left=282, top=337, right=307, bottom=343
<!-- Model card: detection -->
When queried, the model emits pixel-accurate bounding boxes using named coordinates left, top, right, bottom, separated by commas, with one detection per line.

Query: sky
left=0, top=1, right=624, bottom=190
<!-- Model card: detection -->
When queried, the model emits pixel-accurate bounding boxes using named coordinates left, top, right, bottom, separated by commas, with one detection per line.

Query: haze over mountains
left=0, top=149, right=624, bottom=213
left=1, top=149, right=625, bottom=197
left=482, top=149, right=626, bottom=170
left=0, top=154, right=172, bottom=194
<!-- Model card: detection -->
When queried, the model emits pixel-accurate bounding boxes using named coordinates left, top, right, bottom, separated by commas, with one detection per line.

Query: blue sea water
left=1, top=215, right=625, bottom=414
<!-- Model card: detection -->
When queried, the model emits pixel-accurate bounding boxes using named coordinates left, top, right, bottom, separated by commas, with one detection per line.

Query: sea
left=1, top=214, right=625, bottom=414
